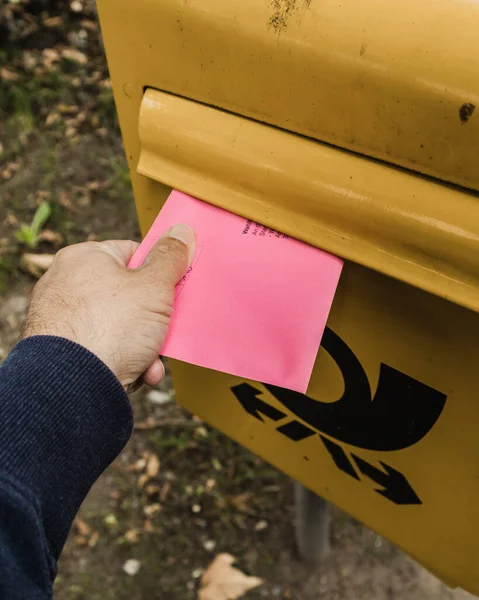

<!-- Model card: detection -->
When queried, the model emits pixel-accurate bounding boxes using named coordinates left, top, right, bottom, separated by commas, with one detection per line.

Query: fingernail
left=165, top=223, right=196, bottom=266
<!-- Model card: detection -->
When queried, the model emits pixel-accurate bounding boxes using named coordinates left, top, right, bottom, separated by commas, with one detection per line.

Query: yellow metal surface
left=172, top=264, right=479, bottom=593
left=97, top=0, right=479, bottom=191
left=138, top=89, right=479, bottom=313
left=97, top=0, right=479, bottom=593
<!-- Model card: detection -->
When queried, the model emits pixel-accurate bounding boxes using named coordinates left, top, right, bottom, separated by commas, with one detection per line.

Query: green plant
left=14, top=202, right=52, bottom=249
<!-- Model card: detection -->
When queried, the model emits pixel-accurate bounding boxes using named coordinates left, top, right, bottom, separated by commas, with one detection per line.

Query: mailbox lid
left=98, top=0, right=479, bottom=191
left=137, top=89, right=479, bottom=314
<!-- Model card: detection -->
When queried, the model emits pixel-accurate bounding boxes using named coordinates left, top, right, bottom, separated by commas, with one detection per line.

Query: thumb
left=140, top=223, right=196, bottom=287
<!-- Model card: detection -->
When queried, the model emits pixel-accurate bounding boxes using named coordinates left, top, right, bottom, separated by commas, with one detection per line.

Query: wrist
left=24, top=328, right=120, bottom=385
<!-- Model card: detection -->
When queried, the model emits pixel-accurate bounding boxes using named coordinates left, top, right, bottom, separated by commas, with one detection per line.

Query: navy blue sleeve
left=0, top=336, right=133, bottom=599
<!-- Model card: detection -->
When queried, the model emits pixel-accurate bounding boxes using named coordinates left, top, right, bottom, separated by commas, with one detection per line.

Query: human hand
left=23, top=224, right=196, bottom=391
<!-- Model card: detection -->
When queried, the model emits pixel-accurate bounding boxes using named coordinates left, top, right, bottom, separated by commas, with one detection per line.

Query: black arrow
left=263, top=327, right=447, bottom=451
left=320, top=436, right=360, bottom=480
left=352, top=455, right=422, bottom=505
left=231, top=383, right=286, bottom=423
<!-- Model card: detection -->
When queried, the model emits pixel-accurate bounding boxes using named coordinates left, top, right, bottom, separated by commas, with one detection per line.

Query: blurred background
left=0, top=1, right=475, bottom=598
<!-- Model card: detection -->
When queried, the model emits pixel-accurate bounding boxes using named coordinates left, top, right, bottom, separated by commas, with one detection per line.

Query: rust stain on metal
left=269, top=0, right=312, bottom=33
left=459, top=103, right=475, bottom=124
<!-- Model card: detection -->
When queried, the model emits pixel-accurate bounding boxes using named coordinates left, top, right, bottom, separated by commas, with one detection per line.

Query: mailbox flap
left=138, top=88, right=479, bottom=313
left=98, top=0, right=479, bottom=191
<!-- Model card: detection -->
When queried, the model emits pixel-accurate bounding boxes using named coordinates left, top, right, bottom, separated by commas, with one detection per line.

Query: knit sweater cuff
left=0, top=336, right=133, bottom=558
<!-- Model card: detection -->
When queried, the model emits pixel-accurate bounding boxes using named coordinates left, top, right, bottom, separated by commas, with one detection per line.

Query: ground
left=0, top=2, right=477, bottom=599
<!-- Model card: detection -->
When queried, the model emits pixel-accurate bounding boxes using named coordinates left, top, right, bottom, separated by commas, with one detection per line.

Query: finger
left=125, top=376, right=144, bottom=395
left=140, top=224, right=196, bottom=287
left=143, top=358, right=166, bottom=387
left=98, top=240, right=140, bottom=266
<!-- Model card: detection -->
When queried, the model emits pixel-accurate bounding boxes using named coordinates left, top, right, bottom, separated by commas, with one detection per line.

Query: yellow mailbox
left=97, top=0, right=479, bottom=593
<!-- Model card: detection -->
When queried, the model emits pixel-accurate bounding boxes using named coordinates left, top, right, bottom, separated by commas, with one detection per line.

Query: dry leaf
left=80, top=19, right=97, bottom=31
left=20, top=253, right=55, bottom=278
left=143, top=520, right=154, bottom=533
left=75, top=535, right=88, bottom=546
left=254, top=520, right=268, bottom=532
left=57, top=103, right=79, bottom=114
left=43, top=16, right=62, bottom=28
left=74, top=110, right=87, bottom=124
left=36, top=190, right=51, bottom=201
left=61, top=48, right=87, bottom=65
left=198, top=554, right=263, bottom=600
left=134, top=418, right=162, bottom=431
left=1, top=68, right=20, bottom=82
left=124, top=529, right=140, bottom=543
left=144, top=482, right=161, bottom=497
left=159, top=481, right=171, bottom=502
left=229, top=493, right=251, bottom=513
left=195, top=426, right=208, bottom=438
left=146, top=453, right=160, bottom=478
left=42, top=48, right=60, bottom=69
left=143, top=503, right=162, bottom=517
left=23, top=52, right=38, bottom=71
left=74, top=518, right=91, bottom=537
left=7, top=213, right=18, bottom=227
left=126, top=457, right=147, bottom=472
left=5, top=314, right=18, bottom=330
left=86, top=180, right=100, bottom=191
left=38, top=229, right=63, bottom=246
left=137, top=474, right=150, bottom=488
left=88, top=531, right=100, bottom=548
left=58, top=191, right=72, bottom=209
left=9, top=162, right=20, bottom=172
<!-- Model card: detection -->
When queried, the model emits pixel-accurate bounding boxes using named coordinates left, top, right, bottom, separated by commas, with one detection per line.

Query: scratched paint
left=268, top=0, right=312, bottom=33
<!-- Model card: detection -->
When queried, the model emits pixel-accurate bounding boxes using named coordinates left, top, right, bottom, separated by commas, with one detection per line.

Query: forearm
left=0, top=336, right=133, bottom=597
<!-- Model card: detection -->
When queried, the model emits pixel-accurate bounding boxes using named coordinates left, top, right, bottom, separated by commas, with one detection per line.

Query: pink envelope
left=128, top=191, right=343, bottom=393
